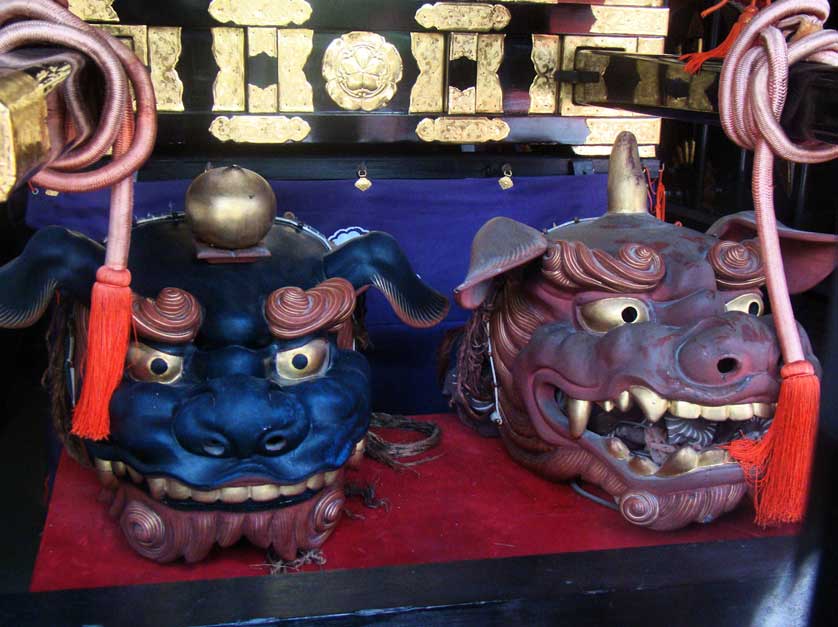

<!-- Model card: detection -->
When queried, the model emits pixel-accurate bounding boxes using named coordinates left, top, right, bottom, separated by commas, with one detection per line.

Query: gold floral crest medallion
left=322, top=32, right=403, bottom=111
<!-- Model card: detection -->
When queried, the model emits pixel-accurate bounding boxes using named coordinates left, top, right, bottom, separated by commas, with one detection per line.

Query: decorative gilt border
left=211, top=28, right=246, bottom=112
left=416, top=117, right=510, bottom=143
left=529, top=34, right=559, bottom=114
left=209, top=115, right=311, bottom=143
left=415, top=3, right=510, bottom=32
left=148, top=27, right=184, bottom=112
left=208, top=0, right=312, bottom=27
left=247, top=27, right=278, bottom=113
left=277, top=29, right=315, bottom=112
left=67, top=0, right=118, bottom=22
left=409, top=33, right=445, bottom=113
left=97, top=25, right=148, bottom=64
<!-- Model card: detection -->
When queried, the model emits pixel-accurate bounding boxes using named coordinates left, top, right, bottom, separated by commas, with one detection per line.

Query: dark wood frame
left=0, top=536, right=805, bottom=626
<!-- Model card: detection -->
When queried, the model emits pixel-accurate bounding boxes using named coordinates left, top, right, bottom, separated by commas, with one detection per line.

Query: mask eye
left=274, top=338, right=330, bottom=383
left=725, top=293, right=764, bottom=316
left=126, top=343, right=184, bottom=384
left=578, top=297, right=651, bottom=333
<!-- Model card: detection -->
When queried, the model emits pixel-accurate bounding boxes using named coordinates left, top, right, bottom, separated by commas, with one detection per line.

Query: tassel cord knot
left=781, top=360, right=815, bottom=379
left=95, top=267, right=131, bottom=288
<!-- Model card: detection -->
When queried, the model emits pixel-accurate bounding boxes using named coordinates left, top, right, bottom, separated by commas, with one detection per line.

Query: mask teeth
left=93, top=458, right=344, bottom=503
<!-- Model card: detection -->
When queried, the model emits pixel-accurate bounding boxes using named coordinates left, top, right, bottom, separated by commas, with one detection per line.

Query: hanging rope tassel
left=71, top=104, right=137, bottom=441
left=71, top=267, right=132, bottom=440
left=715, top=0, right=838, bottom=525
left=654, top=165, right=666, bottom=221
left=726, top=361, right=819, bottom=525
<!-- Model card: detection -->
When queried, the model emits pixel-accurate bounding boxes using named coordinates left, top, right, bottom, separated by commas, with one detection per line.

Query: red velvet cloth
left=30, top=414, right=791, bottom=592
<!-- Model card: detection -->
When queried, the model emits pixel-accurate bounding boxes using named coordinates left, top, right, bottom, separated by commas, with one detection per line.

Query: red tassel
left=679, top=1, right=763, bottom=74
left=654, top=166, right=666, bottom=221
left=724, top=360, right=820, bottom=526
left=71, top=266, right=133, bottom=440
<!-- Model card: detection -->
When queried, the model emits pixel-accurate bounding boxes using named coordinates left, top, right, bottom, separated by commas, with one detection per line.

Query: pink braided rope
left=718, top=0, right=838, bottom=364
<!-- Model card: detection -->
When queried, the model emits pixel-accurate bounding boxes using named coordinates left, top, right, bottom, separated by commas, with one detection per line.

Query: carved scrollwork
left=619, top=491, right=660, bottom=526
left=308, top=485, right=346, bottom=545
left=265, top=278, right=356, bottom=339
left=120, top=499, right=179, bottom=562
left=542, top=241, right=665, bottom=292
left=132, top=288, right=203, bottom=343
left=709, top=240, right=765, bottom=289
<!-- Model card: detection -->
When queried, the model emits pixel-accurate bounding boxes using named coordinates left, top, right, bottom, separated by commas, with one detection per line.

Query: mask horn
left=323, top=232, right=449, bottom=328
left=0, top=227, right=103, bottom=328
left=607, top=131, right=648, bottom=215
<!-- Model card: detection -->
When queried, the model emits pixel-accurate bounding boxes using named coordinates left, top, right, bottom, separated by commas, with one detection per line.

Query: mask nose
left=677, top=315, right=780, bottom=386
left=173, top=375, right=309, bottom=459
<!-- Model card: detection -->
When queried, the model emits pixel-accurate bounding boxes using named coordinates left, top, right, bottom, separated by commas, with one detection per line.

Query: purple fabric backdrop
left=26, top=175, right=607, bottom=412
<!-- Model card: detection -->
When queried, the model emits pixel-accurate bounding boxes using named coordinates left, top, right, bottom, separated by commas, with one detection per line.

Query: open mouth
left=548, top=385, right=775, bottom=477
left=93, top=439, right=366, bottom=511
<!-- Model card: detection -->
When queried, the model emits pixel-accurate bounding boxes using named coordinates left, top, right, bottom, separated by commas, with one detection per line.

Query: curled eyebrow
left=132, top=288, right=204, bottom=343
left=265, top=278, right=356, bottom=339
left=709, top=240, right=766, bottom=290
left=541, top=240, right=665, bottom=293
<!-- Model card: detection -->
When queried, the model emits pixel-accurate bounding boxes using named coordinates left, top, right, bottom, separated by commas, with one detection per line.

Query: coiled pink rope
left=718, top=0, right=838, bottom=525
left=0, top=1, right=159, bottom=439
left=0, top=0, right=157, bottom=268
left=718, top=0, right=838, bottom=364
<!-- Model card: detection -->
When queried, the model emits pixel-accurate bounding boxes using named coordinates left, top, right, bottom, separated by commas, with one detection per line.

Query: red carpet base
left=30, top=414, right=792, bottom=592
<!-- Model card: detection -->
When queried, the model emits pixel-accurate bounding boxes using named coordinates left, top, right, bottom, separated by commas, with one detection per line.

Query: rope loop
left=717, top=0, right=838, bottom=365
left=719, top=0, right=838, bottom=164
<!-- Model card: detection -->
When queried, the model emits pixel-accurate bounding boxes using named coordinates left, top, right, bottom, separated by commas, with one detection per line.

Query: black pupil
left=748, top=301, right=760, bottom=315
left=292, top=353, right=309, bottom=370
left=621, top=307, right=639, bottom=323
left=150, top=358, right=168, bottom=375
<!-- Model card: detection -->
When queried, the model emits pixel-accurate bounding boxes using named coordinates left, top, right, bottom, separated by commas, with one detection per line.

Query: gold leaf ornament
left=322, top=32, right=403, bottom=111
left=208, top=0, right=312, bottom=26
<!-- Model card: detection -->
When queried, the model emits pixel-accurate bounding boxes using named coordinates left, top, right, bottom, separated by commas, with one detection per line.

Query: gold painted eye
left=725, top=293, right=764, bottom=316
left=125, top=343, right=184, bottom=384
left=275, top=338, right=330, bottom=383
left=578, top=297, right=650, bottom=333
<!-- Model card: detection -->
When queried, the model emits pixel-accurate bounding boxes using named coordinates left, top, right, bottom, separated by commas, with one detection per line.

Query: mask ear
left=0, top=227, right=103, bottom=328
left=323, top=231, right=449, bottom=328
left=454, top=217, right=548, bottom=309
left=707, top=211, right=838, bottom=294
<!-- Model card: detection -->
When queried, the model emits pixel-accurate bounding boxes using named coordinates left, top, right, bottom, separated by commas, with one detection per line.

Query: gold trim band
left=416, top=117, right=510, bottom=143
left=209, top=115, right=311, bottom=143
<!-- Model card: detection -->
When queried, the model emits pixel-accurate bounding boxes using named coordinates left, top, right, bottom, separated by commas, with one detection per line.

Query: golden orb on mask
left=185, top=165, right=276, bottom=249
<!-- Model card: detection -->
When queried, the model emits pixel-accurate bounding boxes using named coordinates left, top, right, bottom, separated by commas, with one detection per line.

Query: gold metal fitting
left=185, top=165, right=276, bottom=249
left=0, top=63, right=72, bottom=202
left=498, top=163, right=513, bottom=190
left=354, top=166, right=372, bottom=192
